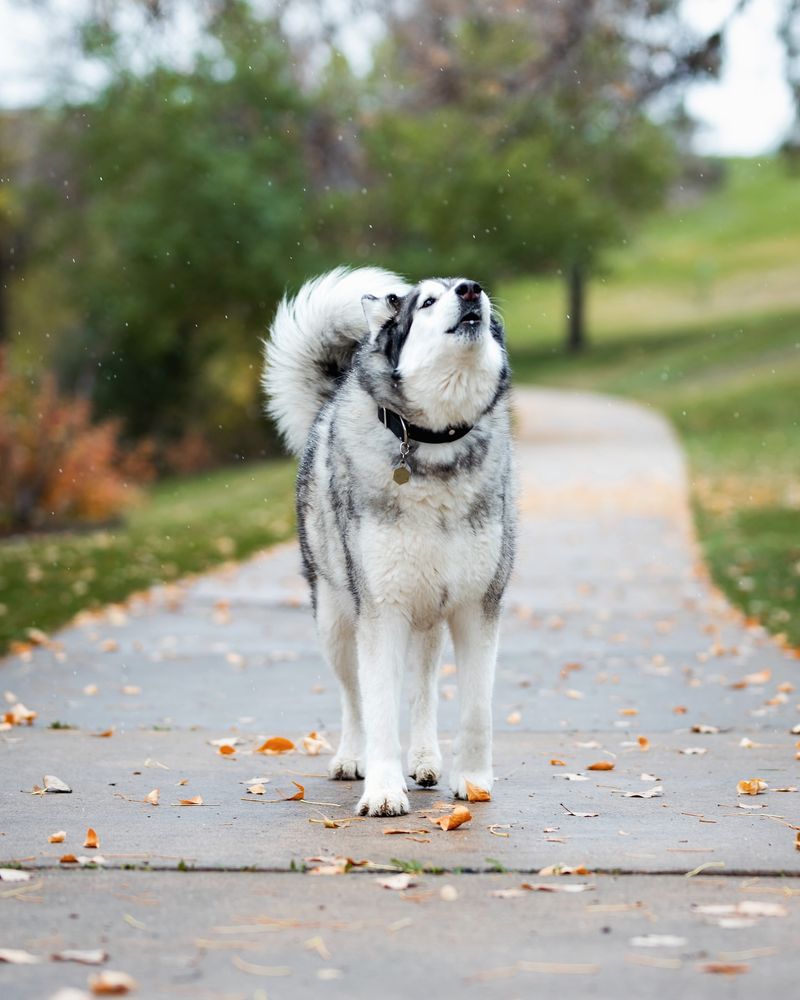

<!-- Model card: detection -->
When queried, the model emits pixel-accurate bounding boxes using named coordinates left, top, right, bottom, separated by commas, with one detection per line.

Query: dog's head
left=360, top=277, right=507, bottom=431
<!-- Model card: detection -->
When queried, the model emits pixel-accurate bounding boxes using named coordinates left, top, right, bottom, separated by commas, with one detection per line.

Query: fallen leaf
left=550, top=759, right=566, bottom=766
left=737, top=778, right=768, bottom=796
left=3, top=702, right=37, bottom=726
left=520, top=882, right=594, bottom=893
left=587, top=761, right=614, bottom=771
left=83, top=684, right=99, bottom=696
left=622, top=786, right=663, bottom=798
left=255, top=736, right=295, bottom=754
left=440, top=884, right=459, bottom=901
left=377, top=873, right=415, bottom=891
left=383, top=827, right=429, bottom=836
left=144, top=789, right=160, bottom=806
left=144, top=758, right=169, bottom=769
left=92, top=729, right=114, bottom=739
left=490, top=888, right=527, bottom=898
left=506, top=710, right=522, bottom=725
left=49, top=830, right=67, bottom=843
left=209, top=737, right=243, bottom=748
left=700, top=963, right=750, bottom=976
left=0, top=868, right=31, bottom=881
left=560, top=804, right=598, bottom=818
left=230, top=955, right=291, bottom=977
left=618, top=708, right=639, bottom=717
left=631, top=935, right=687, bottom=947
left=465, top=781, right=491, bottom=802
left=44, top=774, right=72, bottom=793
left=302, top=731, right=333, bottom=755
left=692, top=724, right=721, bottom=734
left=60, top=854, right=79, bottom=864
left=282, top=781, right=305, bottom=802
left=681, top=747, right=708, bottom=756
left=431, top=805, right=472, bottom=831
left=88, top=969, right=137, bottom=994
left=121, top=685, right=140, bottom=696
left=218, top=744, right=236, bottom=756
left=555, top=773, right=589, bottom=782
left=732, top=669, right=771, bottom=689
left=100, top=640, right=119, bottom=653
left=488, top=824, right=511, bottom=837
left=246, top=783, right=267, bottom=796
left=52, top=949, right=108, bottom=965
left=83, top=828, right=99, bottom=849
left=304, top=935, right=332, bottom=959
left=178, top=796, right=204, bottom=806
left=537, top=864, right=590, bottom=876
left=637, top=736, right=650, bottom=751
left=0, top=947, right=40, bottom=964
left=673, top=705, right=688, bottom=715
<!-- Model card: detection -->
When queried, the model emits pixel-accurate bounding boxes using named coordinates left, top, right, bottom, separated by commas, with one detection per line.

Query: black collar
left=378, top=406, right=473, bottom=445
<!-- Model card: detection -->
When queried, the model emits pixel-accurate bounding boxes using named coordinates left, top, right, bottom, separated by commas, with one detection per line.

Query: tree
left=346, top=0, right=726, bottom=350
left=39, top=0, right=325, bottom=457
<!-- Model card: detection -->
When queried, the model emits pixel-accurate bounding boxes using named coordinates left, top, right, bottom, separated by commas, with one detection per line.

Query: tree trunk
left=566, top=262, right=586, bottom=353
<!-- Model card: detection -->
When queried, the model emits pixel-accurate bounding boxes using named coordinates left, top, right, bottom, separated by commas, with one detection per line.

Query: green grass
left=500, top=155, right=800, bottom=646
left=0, top=459, right=296, bottom=654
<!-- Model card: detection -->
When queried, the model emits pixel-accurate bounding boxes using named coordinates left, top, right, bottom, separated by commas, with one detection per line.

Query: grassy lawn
left=500, top=155, right=800, bottom=646
left=0, top=459, right=296, bottom=655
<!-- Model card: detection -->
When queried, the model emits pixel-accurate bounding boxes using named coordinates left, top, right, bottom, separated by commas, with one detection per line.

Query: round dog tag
left=393, top=465, right=410, bottom=485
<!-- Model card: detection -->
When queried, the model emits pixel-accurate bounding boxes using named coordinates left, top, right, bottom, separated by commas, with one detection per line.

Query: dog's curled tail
left=263, top=266, right=407, bottom=456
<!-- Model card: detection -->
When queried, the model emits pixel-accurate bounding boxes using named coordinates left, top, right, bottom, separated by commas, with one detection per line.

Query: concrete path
left=2, top=387, right=799, bottom=998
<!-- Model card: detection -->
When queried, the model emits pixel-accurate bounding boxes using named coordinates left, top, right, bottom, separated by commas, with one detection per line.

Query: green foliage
left=41, top=2, right=325, bottom=453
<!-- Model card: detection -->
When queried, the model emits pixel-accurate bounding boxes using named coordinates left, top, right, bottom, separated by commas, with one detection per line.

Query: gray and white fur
left=263, top=266, right=515, bottom=816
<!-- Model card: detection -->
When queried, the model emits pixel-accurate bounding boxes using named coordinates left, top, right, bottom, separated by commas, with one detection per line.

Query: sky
left=0, top=0, right=795, bottom=156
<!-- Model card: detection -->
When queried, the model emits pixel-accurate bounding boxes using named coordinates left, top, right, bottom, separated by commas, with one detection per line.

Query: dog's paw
left=408, top=747, right=442, bottom=787
left=357, top=786, right=410, bottom=817
left=449, top=769, right=494, bottom=800
left=328, top=755, right=365, bottom=781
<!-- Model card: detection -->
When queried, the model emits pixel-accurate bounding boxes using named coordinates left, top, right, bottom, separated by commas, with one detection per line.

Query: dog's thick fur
left=263, top=267, right=515, bottom=816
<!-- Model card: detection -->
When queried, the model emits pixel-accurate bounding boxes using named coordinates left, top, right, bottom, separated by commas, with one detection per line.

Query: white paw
left=357, top=784, right=409, bottom=817
left=329, top=755, right=364, bottom=781
left=408, top=747, right=442, bottom=787
left=449, top=769, right=494, bottom=800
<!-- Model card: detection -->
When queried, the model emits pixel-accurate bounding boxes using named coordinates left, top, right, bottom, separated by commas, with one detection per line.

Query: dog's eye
left=420, top=297, right=436, bottom=309
left=387, top=293, right=399, bottom=309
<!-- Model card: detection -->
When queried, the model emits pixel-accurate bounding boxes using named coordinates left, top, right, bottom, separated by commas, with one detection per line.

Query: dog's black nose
left=455, top=280, right=482, bottom=302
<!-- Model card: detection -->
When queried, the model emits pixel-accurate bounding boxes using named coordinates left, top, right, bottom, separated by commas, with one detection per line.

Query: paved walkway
left=2, top=388, right=799, bottom=998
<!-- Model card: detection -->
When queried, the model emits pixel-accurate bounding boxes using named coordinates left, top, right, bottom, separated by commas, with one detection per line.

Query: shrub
left=0, top=353, right=155, bottom=535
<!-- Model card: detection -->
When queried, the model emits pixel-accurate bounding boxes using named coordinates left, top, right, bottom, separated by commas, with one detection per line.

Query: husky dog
left=263, top=267, right=515, bottom=816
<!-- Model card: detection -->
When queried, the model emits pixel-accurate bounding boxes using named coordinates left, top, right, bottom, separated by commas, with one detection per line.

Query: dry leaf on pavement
left=303, top=731, right=333, bottom=755
left=0, top=947, right=40, bottom=964
left=377, top=873, right=416, bottom=890
left=537, top=864, right=590, bottom=876
left=3, top=702, right=37, bottom=726
left=0, top=868, right=31, bottom=881
left=431, top=805, right=472, bottom=831
left=255, top=736, right=295, bottom=754
left=520, top=882, right=594, bottom=893
left=144, top=789, right=160, bottom=806
left=178, top=796, right=204, bottom=806
left=88, top=970, right=137, bottom=994
left=622, top=786, right=663, bottom=798
left=700, top=962, right=750, bottom=975
left=43, top=774, right=72, bottom=793
left=737, top=778, right=768, bottom=795
left=587, top=761, right=614, bottom=771
left=83, top=828, right=99, bottom=849
left=52, top=949, right=108, bottom=965
left=49, top=830, right=67, bottom=843
left=465, top=781, right=491, bottom=802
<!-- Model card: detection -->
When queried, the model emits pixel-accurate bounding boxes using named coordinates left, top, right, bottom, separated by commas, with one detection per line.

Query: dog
left=263, top=267, right=515, bottom=816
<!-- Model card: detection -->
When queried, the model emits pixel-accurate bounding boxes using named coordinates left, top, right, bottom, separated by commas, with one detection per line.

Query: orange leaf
left=83, top=828, right=99, bottom=849
left=92, top=728, right=114, bottom=738
left=284, top=781, right=305, bottom=801
left=60, top=854, right=79, bottom=864
left=255, top=736, right=295, bottom=755
left=701, top=963, right=750, bottom=976
left=48, top=831, right=66, bottom=844
left=587, top=761, right=615, bottom=771
left=144, top=789, right=160, bottom=806
left=673, top=705, right=688, bottom=715
left=178, top=796, right=203, bottom=806
left=737, top=778, right=768, bottom=796
left=618, top=708, right=639, bottom=717
left=465, top=781, right=491, bottom=802
left=637, top=736, right=650, bottom=751
left=432, top=805, right=472, bottom=831
left=218, top=744, right=236, bottom=756
left=550, top=759, right=566, bottom=766
left=88, top=969, right=137, bottom=994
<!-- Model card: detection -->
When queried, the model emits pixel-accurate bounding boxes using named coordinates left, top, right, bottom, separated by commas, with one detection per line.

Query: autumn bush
left=0, top=353, right=155, bottom=535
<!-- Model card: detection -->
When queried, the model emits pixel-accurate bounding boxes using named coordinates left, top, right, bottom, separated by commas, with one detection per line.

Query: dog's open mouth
left=460, top=311, right=481, bottom=324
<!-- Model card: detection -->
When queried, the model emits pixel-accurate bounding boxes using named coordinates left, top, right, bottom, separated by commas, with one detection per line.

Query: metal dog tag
left=393, top=463, right=410, bottom=485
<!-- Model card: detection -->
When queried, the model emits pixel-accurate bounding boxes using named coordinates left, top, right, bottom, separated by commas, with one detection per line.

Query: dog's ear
left=362, top=292, right=402, bottom=338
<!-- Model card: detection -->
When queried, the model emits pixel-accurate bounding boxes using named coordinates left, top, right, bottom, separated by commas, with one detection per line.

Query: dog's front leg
left=448, top=605, right=499, bottom=799
left=408, top=624, right=445, bottom=787
left=356, top=610, right=410, bottom=816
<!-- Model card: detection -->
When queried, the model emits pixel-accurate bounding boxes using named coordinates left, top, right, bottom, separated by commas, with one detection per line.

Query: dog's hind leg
left=316, top=580, right=364, bottom=781
left=355, top=611, right=410, bottom=816
left=448, top=604, right=499, bottom=799
left=407, top=624, right=445, bottom=787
